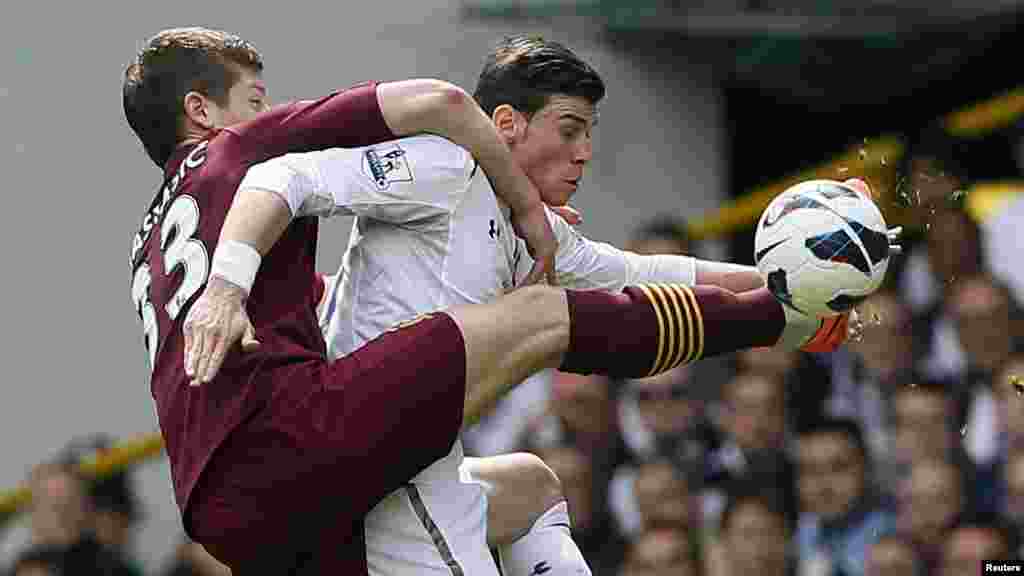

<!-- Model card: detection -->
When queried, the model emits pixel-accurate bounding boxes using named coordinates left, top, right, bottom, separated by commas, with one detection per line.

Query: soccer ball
left=754, top=179, right=890, bottom=318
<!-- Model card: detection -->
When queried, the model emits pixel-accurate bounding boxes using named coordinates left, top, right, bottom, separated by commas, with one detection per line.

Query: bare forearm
left=376, top=80, right=541, bottom=214
left=217, top=187, right=293, bottom=257
left=695, top=259, right=765, bottom=292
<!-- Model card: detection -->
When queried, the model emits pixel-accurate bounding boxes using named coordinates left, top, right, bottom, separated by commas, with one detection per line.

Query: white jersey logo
left=363, top=144, right=413, bottom=189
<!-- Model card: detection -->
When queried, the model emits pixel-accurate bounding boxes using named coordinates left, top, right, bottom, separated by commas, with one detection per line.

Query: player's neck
left=180, top=123, right=218, bottom=148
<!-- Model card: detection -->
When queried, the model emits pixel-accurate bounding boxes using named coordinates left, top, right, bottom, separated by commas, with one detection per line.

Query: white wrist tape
left=210, top=240, right=262, bottom=295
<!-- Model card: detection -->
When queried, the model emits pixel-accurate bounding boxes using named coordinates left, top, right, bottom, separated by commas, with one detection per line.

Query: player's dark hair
left=797, top=417, right=867, bottom=460
left=123, top=27, right=263, bottom=168
left=473, top=35, right=605, bottom=118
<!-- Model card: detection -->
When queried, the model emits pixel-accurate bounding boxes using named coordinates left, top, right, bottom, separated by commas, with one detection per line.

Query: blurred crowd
left=4, top=124, right=1024, bottom=575
left=462, top=124, right=1024, bottom=576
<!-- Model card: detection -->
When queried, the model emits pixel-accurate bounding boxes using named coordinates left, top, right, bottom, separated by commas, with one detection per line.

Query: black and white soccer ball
left=754, top=179, right=890, bottom=318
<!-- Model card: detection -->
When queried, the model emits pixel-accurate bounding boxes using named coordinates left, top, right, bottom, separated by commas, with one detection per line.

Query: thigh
left=445, top=285, right=569, bottom=424
left=187, top=312, right=468, bottom=568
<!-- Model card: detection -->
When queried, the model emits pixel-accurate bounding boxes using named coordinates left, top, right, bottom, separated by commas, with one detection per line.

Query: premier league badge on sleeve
left=363, top=144, right=413, bottom=190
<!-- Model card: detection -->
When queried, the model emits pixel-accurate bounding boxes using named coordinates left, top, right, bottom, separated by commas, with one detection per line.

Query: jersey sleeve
left=548, top=207, right=698, bottom=291
left=226, top=82, right=396, bottom=164
left=238, top=135, right=474, bottom=223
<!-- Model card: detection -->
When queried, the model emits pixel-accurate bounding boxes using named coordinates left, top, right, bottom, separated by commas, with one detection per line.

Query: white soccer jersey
left=240, top=134, right=697, bottom=575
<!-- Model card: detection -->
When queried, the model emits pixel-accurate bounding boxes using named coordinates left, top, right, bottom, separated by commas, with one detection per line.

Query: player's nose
left=574, top=137, right=593, bottom=164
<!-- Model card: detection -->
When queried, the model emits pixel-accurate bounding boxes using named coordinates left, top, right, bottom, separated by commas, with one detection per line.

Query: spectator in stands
left=11, top=460, right=135, bottom=576
left=617, top=366, right=696, bottom=466
left=890, top=378, right=955, bottom=468
left=633, top=461, right=690, bottom=533
left=898, top=126, right=976, bottom=317
left=938, top=517, right=1015, bottom=576
left=896, top=458, right=964, bottom=573
left=911, top=210, right=987, bottom=379
left=618, top=528, right=697, bottom=576
left=736, top=346, right=833, bottom=437
left=829, top=289, right=916, bottom=479
left=866, top=534, right=920, bottom=576
left=611, top=367, right=710, bottom=535
left=534, top=442, right=624, bottom=572
left=709, top=484, right=791, bottom=576
left=706, top=371, right=797, bottom=530
left=795, top=418, right=893, bottom=576
left=58, top=436, right=143, bottom=576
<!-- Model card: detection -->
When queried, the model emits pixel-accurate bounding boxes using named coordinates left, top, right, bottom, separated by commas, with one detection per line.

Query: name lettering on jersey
left=362, top=144, right=412, bottom=190
left=131, top=141, right=209, bottom=267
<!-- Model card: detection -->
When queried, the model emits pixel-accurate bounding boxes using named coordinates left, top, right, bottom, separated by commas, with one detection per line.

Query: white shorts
left=365, top=442, right=498, bottom=576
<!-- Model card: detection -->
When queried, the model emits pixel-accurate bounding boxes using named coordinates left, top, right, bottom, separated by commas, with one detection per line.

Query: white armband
left=211, top=240, right=262, bottom=295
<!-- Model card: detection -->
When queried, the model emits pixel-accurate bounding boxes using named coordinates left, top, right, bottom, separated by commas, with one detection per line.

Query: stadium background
left=1, top=0, right=1023, bottom=573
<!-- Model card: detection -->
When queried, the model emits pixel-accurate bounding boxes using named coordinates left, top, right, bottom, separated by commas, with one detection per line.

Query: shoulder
left=384, top=135, right=473, bottom=174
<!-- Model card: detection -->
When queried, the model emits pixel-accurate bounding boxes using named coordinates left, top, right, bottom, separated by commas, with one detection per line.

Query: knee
left=513, top=452, right=565, bottom=511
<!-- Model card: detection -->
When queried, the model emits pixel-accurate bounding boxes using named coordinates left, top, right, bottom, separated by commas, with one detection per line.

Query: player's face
left=205, top=67, right=270, bottom=130
left=511, top=95, right=596, bottom=206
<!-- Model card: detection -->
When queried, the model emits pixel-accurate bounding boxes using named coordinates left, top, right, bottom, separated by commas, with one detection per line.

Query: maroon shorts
left=185, top=312, right=466, bottom=573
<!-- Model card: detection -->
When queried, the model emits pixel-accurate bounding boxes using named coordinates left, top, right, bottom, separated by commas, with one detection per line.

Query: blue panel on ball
left=805, top=229, right=872, bottom=276
left=845, top=220, right=889, bottom=265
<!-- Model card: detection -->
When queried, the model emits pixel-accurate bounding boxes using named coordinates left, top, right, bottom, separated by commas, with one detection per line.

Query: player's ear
left=183, top=91, right=215, bottom=130
left=492, top=104, right=519, bottom=144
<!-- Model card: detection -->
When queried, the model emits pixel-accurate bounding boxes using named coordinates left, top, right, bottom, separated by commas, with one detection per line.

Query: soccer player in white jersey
left=231, top=36, right=876, bottom=575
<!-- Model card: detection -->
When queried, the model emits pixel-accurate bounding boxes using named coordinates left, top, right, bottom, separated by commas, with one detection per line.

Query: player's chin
left=556, top=181, right=578, bottom=204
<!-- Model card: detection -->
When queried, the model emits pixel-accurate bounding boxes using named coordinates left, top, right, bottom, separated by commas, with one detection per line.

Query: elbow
left=380, top=79, right=474, bottom=137
left=423, top=80, right=473, bottom=123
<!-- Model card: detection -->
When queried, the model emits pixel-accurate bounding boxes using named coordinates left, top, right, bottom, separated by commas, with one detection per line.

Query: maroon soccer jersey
left=128, top=83, right=396, bottom=512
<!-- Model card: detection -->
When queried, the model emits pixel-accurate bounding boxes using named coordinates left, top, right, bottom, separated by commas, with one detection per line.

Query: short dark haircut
left=719, top=480, right=792, bottom=537
left=123, top=27, right=263, bottom=168
left=59, top=435, right=142, bottom=523
left=473, top=35, right=605, bottom=119
left=797, top=417, right=867, bottom=460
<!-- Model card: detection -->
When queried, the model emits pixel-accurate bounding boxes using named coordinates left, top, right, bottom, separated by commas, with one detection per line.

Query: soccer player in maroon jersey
left=124, top=27, right=559, bottom=573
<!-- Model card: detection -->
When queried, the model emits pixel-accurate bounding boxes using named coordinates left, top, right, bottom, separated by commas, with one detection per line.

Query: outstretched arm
left=694, top=260, right=764, bottom=292
left=182, top=81, right=555, bottom=384
left=543, top=209, right=763, bottom=292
